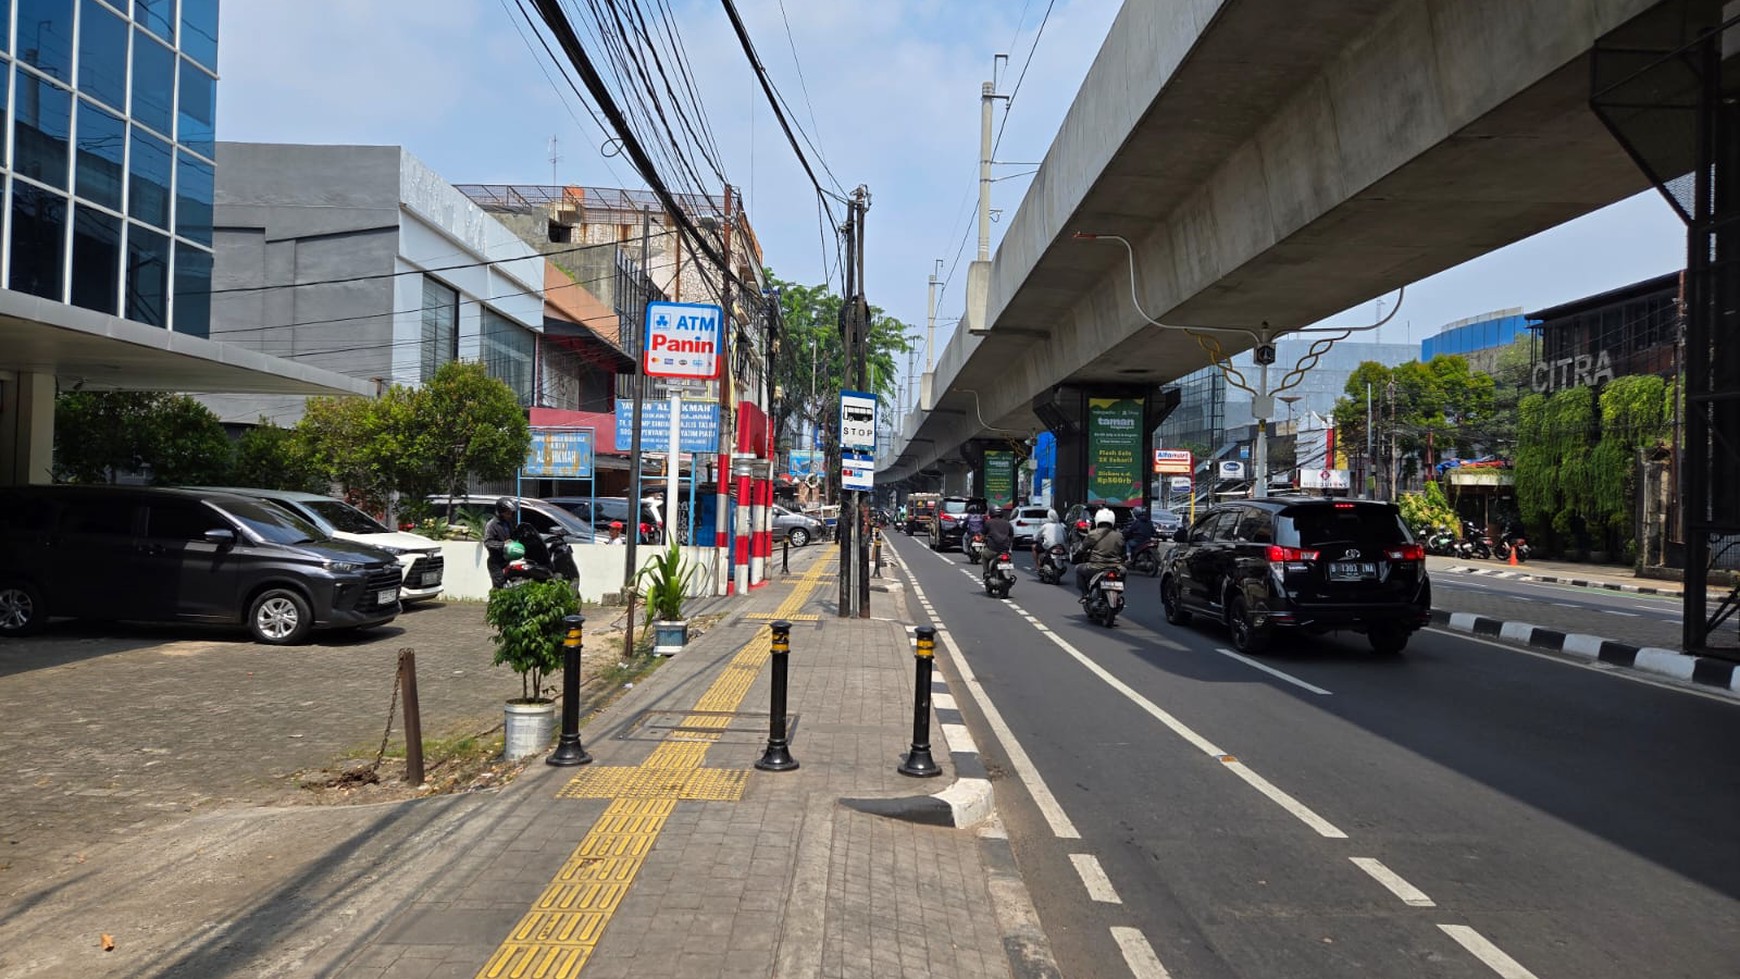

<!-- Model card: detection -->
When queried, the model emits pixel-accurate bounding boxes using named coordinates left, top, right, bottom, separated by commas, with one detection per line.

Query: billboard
left=983, top=450, right=1016, bottom=509
left=523, top=429, right=594, bottom=478
left=643, top=301, right=722, bottom=379
left=614, top=399, right=720, bottom=453
left=1087, top=397, right=1143, bottom=505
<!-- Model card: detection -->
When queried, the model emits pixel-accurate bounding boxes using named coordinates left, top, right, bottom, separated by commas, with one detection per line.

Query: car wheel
left=1227, top=593, right=1269, bottom=654
left=1161, top=575, right=1192, bottom=627
left=0, top=581, right=45, bottom=637
left=249, top=587, right=313, bottom=645
left=789, top=527, right=811, bottom=547
left=1368, top=626, right=1409, bottom=656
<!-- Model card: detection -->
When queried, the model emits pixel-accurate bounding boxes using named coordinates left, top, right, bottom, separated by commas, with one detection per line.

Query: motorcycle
left=1459, top=521, right=1493, bottom=560
left=1424, top=525, right=1458, bottom=557
left=1494, top=526, right=1530, bottom=563
left=502, top=524, right=579, bottom=588
left=1080, top=567, right=1126, bottom=627
left=964, top=532, right=987, bottom=564
left=1128, top=538, right=1162, bottom=578
left=983, top=551, right=1017, bottom=598
left=1036, top=545, right=1069, bottom=585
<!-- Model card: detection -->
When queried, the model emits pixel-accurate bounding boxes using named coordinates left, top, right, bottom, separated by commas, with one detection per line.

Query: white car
left=200, top=488, right=446, bottom=603
left=1010, top=506, right=1051, bottom=545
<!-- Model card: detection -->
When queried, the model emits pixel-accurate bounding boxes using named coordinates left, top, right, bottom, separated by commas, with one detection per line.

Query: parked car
left=928, top=496, right=988, bottom=552
left=545, top=496, right=663, bottom=543
left=429, top=496, right=603, bottom=544
left=1010, top=506, right=1051, bottom=545
left=1158, top=497, right=1431, bottom=655
left=771, top=505, right=826, bottom=547
left=191, top=488, right=445, bottom=603
left=0, top=486, right=403, bottom=645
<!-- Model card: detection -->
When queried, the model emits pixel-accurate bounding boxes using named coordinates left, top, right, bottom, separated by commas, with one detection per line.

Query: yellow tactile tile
left=479, top=941, right=591, bottom=979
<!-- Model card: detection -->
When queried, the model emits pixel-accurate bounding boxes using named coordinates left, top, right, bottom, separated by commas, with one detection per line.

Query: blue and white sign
left=839, top=390, right=878, bottom=454
left=523, top=429, right=595, bottom=478
left=614, top=399, right=720, bottom=453
left=644, top=301, right=722, bottom=379
left=842, top=451, right=875, bottom=492
left=1218, top=461, right=1247, bottom=480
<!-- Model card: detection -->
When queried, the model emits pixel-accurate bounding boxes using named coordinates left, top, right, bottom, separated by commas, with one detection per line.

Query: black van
left=0, top=486, right=404, bottom=645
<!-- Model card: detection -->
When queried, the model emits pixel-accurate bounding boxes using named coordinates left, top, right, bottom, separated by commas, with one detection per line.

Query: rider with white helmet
left=1072, top=507, right=1125, bottom=596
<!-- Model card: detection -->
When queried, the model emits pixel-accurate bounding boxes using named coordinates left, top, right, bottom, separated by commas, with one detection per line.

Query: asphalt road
left=887, top=532, right=1740, bottom=979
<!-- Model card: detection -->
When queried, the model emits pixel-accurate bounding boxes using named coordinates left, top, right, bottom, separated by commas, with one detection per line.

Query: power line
left=991, top=0, right=1056, bottom=161
left=717, top=0, right=847, bottom=209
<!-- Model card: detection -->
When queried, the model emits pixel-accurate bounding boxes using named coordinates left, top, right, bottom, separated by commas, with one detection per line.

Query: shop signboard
left=1088, top=397, right=1144, bottom=506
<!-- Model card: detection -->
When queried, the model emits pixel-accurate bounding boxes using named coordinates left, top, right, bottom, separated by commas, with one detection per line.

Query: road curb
left=1435, top=563, right=1684, bottom=596
left=1428, top=609, right=1740, bottom=696
left=840, top=670, right=996, bottom=828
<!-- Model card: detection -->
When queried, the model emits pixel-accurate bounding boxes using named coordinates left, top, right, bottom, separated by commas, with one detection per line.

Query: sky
left=216, top=0, right=1689, bottom=372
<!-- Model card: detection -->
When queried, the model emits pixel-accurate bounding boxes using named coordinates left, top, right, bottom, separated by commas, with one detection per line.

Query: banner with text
left=1087, top=397, right=1144, bottom=506
left=523, top=429, right=595, bottom=478
left=983, top=450, right=1016, bottom=509
left=614, top=399, right=720, bottom=454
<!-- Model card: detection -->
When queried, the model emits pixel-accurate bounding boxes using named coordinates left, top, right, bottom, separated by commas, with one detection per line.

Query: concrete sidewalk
left=1425, top=554, right=1729, bottom=598
left=331, top=548, right=1039, bottom=979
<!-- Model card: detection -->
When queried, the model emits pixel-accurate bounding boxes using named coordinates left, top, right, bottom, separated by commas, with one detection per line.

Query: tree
left=404, top=360, right=530, bottom=509
left=54, top=391, right=232, bottom=485
left=297, top=395, right=391, bottom=510
left=233, top=419, right=326, bottom=492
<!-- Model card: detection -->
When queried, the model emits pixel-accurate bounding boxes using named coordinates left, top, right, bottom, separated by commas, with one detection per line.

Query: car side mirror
left=204, top=528, right=237, bottom=546
left=1173, top=528, right=1188, bottom=543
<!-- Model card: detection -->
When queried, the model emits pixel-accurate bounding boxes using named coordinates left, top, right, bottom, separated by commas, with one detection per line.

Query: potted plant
left=636, top=541, right=698, bottom=655
left=484, top=578, right=578, bottom=759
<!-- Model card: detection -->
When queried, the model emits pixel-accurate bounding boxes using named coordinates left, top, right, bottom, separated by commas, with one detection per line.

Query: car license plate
left=377, top=588, right=400, bottom=605
left=1103, top=580, right=1125, bottom=591
left=1329, top=562, right=1377, bottom=580
left=997, top=562, right=1014, bottom=571
left=421, top=572, right=440, bottom=586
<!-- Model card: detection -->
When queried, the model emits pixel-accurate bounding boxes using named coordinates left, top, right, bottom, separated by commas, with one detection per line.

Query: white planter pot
left=503, top=700, right=557, bottom=760
left=652, top=619, right=688, bottom=656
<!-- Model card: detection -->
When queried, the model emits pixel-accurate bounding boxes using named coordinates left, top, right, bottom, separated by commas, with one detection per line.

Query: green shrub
left=484, top=579, right=579, bottom=703
left=635, top=541, right=698, bottom=625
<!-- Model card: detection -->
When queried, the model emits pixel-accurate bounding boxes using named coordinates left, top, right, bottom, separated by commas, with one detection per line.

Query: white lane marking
left=907, top=582, right=1081, bottom=839
left=1110, top=927, right=1173, bottom=979
left=1220, top=759, right=1347, bottom=839
left=932, top=692, right=958, bottom=710
left=1600, top=609, right=1639, bottom=617
left=1214, top=647, right=1333, bottom=696
left=1438, top=924, right=1541, bottom=979
left=1003, top=597, right=1349, bottom=839
left=1349, top=857, right=1435, bottom=907
left=941, top=722, right=977, bottom=753
left=1069, top=853, right=1123, bottom=904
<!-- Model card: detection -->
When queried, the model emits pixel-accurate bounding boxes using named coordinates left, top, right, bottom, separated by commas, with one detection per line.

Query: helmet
left=494, top=496, right=515, bottom=515
left=504, top=540, right=526, bottom=560
left=1046, top=509, right=1058, bottom=522
left=1094, top=508, right=1115, bottom=527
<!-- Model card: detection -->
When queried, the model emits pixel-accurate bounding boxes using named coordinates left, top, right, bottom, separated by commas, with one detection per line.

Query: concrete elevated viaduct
left=883, top=0, right=1669, bottom=496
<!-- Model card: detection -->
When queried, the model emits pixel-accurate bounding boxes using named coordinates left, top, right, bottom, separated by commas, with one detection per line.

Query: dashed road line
left=1069, top=853, right=1123, bottom=904
left=1438, top=925, right=1542, bottom=978
left=1214, top=647, right=1333, bottom=696
left=1349, top=857, right=1435, bottom=907
left=1110, top=927, right=1174, bottom=979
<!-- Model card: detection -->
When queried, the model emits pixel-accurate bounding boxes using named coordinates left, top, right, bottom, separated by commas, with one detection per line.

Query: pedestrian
left=605, top=520, right=627, bottom=545
left=483, top=497, right=517, bottom=590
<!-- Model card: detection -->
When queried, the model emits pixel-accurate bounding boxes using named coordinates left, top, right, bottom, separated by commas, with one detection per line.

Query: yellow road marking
left=477, top=554, right=836, bottom=978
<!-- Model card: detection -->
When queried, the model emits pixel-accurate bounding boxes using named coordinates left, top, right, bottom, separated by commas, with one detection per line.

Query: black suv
left=1158, top=497, right=1430, bottom=655
left=928, top=496, right=987, bottom=552
left=0, top=486, right=403, bottom=645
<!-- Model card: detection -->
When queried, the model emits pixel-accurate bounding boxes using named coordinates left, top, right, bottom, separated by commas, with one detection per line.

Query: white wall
left=437, top=541, right=723, bottom=605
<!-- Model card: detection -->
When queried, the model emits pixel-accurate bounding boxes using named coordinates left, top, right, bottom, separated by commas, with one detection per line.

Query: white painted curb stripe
left=1221, top=760, right=1348, bottom=839
left=1498, top=621, right=1536, bottom=643
left=1110, top=927, right=1173, bottom=979
left=932, top=692, right=958, bottom=710
left=1635, top=647, right=1696, bottom=680
left=1561, top=634, right=1604, bottom=658
left=1215, top=648, right=1332, bottom=695
left=1349, top=857, right=1435, bottom=907
left=941, top=722, right=977, bottom=754
left=1069, top=853, right=1123, bottom=904
left=935, top=777, right=994, bottom=829
left=1438, top=924, right=1541, bottom=978
left=1449, top=611, right=1480, bottom=631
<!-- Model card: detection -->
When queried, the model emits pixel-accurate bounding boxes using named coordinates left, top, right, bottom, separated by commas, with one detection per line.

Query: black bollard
left=755, top=620, right=799, bottom=771
left=782, top=535, right=790, bottom=575
left=897, top=626, right=940, bottom=777
left=547, top=614, right=592, bottom=766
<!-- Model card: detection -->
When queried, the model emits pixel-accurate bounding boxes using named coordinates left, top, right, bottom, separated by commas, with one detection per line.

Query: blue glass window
left=77, top=0, right=128, bottom=111
left=71, top=204, right=122, bottom=314
left=130, top=29, right=174, bottom=136
left=14, top=71, right=72, bottom=189
left=0, top=60, right=9, bottom=170
left=9, top=183, right=68, bottom=301
left=75, top=100, right=125, bottom=210
left=177, top=59, right=215, bottom=158
left=136, top=0, right=175, bottom=43
left=174, top=242, right=212, bottom=337
left=126, top=222, right=170, bottom=326
left=17, top=0, right=75, bottom=81
left=175, top=151, right=212, bottom=245
left=181, top=0, right=219, bottom=70
left=128, top=125, right=171, bottom=228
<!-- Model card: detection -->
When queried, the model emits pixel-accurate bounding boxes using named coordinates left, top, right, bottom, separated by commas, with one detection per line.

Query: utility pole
left=625, top=205, right=652, bottom=655
left=1387, top=379, right=1399, bottom=500
left=837, top=201, right=858, bottom=618
left=1365, top=381, right=1374, bottom=499
left=854, top=187, right=870, bottom=620
left=978, top=82, right=996, bottom=262
left=925, top=259, right=941, bottom=373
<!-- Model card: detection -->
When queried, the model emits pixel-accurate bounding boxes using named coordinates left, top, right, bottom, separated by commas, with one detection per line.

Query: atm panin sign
left=643, top=301, right=722, bottom=379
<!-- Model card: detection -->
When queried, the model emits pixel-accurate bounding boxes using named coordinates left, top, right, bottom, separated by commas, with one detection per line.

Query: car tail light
left=1266, top=545, right=1320, bottom=563
left=1386, top=544, right=1425, bottom=561
left=1334, top=502, right=1356, bottom=509
left=941, top=513, right=956, bottom=522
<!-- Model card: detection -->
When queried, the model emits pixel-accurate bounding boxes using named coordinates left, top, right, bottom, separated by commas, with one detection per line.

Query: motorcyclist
left=961, top=503, right=987, bottom=554
left=1073, top=508, right=1125, bottom=596
left=1033, top=509, right=1067, bottom=565
left=1124, top=507, right=1155, bottom=559
left=483, top=497, right=518, bottom=589
left=983, top=507, right=1016, bottom=578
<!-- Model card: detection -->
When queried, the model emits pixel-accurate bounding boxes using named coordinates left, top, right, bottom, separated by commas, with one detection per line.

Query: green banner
left=984, top=450, right=1016, bottom=509
left=1088, top=397, right=1143, bottom=506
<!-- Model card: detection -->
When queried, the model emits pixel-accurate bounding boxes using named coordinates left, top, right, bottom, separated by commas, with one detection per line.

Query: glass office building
left=3, top=0, right=217, bottom=335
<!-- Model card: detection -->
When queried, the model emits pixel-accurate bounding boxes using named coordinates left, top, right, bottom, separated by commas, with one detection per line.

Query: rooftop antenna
left=548, top=135, right=560, bottom=185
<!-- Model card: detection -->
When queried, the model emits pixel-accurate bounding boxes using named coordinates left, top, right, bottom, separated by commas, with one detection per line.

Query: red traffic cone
left=1507, top=546, right=1518, bottom=567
